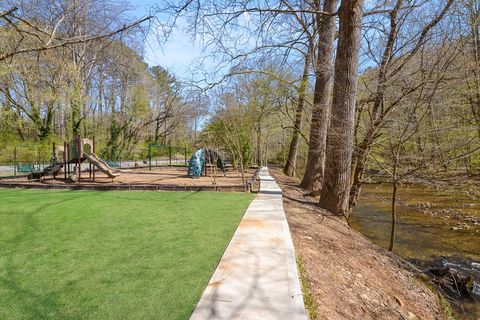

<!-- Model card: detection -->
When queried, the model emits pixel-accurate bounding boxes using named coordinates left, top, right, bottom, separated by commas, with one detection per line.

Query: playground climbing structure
left=188, top=148, right=226, bottom=178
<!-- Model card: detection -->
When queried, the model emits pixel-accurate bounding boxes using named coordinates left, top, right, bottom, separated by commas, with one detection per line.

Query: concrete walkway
left=190, top=167, right=308, bottom=320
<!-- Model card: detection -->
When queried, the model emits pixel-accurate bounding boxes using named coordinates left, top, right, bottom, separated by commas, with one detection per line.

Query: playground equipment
left=36, top=145, right=64, bottom=179
left=84, top=153, right=121, bottom=178
left=14, top=144, right=63, bottom=180
left=13, top=137, right=121, bottom=182
left=13, top=144, right=44, bottom=176
left=187, top=148, right=226, bottom=178
left=65, top=137, right=121, bottom=181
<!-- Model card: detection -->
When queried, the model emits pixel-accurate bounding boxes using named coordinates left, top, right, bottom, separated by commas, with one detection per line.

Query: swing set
left=13, top=144, right=46, bottom=176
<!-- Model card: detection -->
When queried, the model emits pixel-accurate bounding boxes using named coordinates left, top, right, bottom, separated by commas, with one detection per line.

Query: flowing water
left=350, top=183, right=480, bottom=319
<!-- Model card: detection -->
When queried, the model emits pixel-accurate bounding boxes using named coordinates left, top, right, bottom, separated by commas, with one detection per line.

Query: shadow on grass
left=0, top=195, right=95, bottom=319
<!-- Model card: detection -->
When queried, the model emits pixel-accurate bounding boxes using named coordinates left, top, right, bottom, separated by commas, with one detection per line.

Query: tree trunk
left=39, top=103, right=55, bottom=141
left=97, top=66, right=104, bottom=135
left=349, top=0, right=403, bottom=207
left=349, top=141, right=370, bottom=206
left=469, top=0, right=480, bottom=140
left=319, top=0, right=364, bottom=215
left=469, top=96, right=480, bottom=140
left=256, top=123, right=262, bottom=166
left=82, top=82, right=90, bottom=138
left=154, top=118, right=162, bottom=144
left=71, top=81, right=82, bottom=137
left=389, top=174, right=398, bottom=252
left=284, top=47, right=312, bottom=176
left=299, top=0, right=337, bottom=191
left=108, top=81, right=120, bottom=159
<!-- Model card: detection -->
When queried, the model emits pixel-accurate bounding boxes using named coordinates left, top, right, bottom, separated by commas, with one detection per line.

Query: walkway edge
left=189, top=167, right=308, bottom=320
left=280, top=189, right=309, bottom=319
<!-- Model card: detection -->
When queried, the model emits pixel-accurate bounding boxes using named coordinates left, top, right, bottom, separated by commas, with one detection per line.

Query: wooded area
left=159, top=0, right=480, bottom=224
left=0, top=0, right=204, bottom=163
left=2, top=0, right=480, bottom=232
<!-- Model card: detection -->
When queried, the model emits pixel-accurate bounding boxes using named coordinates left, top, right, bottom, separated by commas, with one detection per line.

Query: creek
left=350, top=183, right=480, bottom=319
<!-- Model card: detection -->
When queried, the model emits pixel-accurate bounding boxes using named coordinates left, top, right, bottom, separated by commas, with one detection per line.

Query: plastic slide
left=84, top=152, right=121, bottom=178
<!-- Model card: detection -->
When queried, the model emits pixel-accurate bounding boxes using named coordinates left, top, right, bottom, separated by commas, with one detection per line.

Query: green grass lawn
left=0, top=189, right=254, bottom=320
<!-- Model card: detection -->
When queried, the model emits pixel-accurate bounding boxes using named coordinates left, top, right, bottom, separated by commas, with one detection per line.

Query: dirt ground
left=0, top=166, right=256, bottom=189
left=270, top=169, right=447, bottom=320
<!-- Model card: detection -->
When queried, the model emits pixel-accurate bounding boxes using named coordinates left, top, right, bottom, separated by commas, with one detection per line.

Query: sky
left=129, top=0, right=206, bottom=80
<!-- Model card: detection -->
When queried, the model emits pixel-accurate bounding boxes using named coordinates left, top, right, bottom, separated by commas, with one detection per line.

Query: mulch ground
left=0, top=167, right=257, bottom=191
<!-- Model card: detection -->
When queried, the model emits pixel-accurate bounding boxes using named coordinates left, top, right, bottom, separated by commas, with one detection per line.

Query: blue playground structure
left=188, top=148, right=226, bottom=178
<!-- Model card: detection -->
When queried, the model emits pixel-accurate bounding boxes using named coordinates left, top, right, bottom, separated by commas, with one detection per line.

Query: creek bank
left=351, top=183, right=480, bottom=319
left=271, top=170, right=447, bottom=320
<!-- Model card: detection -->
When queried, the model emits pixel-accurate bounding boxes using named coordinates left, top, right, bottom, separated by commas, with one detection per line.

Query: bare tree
left=370, top=87, right=480, bottom=252
left=318, top=0, right=365, bottom=215
left=458, top=0, right=480, bottom=140
left=0, top=2, right=151, bottom=62
left=349, top=0, right=455, bottom=207
left=283, top=41, right=313, bottom=177
left=300, top=0, right=338, bottom=192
